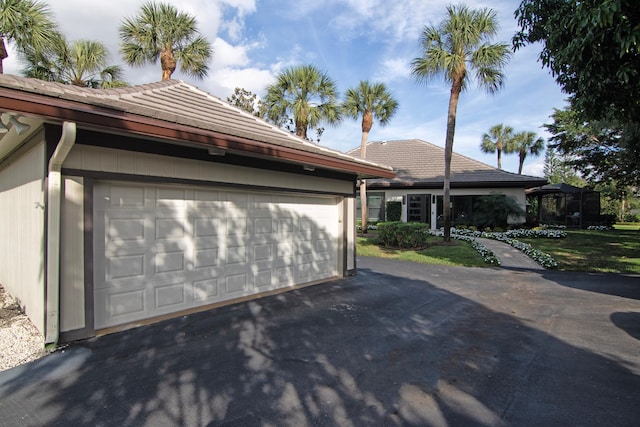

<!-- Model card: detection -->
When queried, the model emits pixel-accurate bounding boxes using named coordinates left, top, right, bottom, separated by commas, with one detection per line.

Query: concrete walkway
left=475, top=237, right=546, bottom=270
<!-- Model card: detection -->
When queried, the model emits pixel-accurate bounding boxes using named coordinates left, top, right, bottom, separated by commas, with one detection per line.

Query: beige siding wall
left=65, top=145, right=353, bottom=195
left=60, top=177, right=85, bottom=332
left=0, top=141, right=46, bottom=334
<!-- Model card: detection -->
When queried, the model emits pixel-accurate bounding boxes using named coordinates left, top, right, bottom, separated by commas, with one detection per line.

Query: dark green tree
left=542, top=146, right=584, bottom=186
left=481, top=123, right=514, bottom=170
left=473, top=193, right=525, bottom=229
left=226, top=87, right=265, bottom=117
left=264, top=64, right=341, bottom=140
left=343, top=80, right=398, bottom=233
left=119, top=1, right=213, bottom=81
left=512, top=131, right=545, bottom=175
left=22, top=38, right=126, bottom=88
left=411, top=5, right=511, bottom=241
left=514, top=0, right=640, bottom=124
left=544, top=105, right=640, bottom=185
left=0, top=0, right=59, bottom=74
left=514, top=0, right=640, bottom=184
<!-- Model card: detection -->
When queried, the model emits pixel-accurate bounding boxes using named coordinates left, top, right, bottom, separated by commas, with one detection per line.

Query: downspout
left=45, top=122, right=77, bottom=344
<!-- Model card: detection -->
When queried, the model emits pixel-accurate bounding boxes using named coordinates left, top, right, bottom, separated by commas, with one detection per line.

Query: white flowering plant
left=442, top=227, right=561, bottom=269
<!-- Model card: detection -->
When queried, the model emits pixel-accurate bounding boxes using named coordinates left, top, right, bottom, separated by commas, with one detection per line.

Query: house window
left=356, top=192, right=385, bottom=221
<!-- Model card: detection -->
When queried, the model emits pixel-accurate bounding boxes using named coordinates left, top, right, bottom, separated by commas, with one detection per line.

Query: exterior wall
left=381, top=187, right=526, bottom=228
left=64, top=145, right=353, bottom=195
left=0, top=138, right=46, bottom=334
left=58, top=143, right=356, bottom=336
left=60, top=176, right=85, bottom=333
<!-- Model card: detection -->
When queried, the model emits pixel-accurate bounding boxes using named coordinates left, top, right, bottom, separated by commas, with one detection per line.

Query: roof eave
left=0, top=86, right=395, bottom=179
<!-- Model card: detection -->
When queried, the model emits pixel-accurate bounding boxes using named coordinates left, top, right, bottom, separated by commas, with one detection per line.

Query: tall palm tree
left=481, top=123, right=514, bottom=169
left=119, top=1, right=212, bottom=81
left=22, top=38, right=127, bottom=88
left=264, top=64, right=341, bottom=140
left=0, top=0, right=59, bottom=74
left=411, top=5, right=511, bottom=241
left=513, top=131, right=545, bottom=174
left=343, top=81, right=398, bottom=233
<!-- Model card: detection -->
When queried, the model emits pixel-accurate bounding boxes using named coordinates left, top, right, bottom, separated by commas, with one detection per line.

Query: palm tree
left=119, top=1, right=212, bottom=81
left=343, top=81, right=398, bottom=233
left=481, top=123, right=514, bottom=169
left=411, top=5, right=511, bottom=241
left=0, top=0, right=59, bottom=74
left=264, top=64, right=341, bottom=140
left=22, top=38, right=127, bottom=88
left=512, top=131, right=545, bottom=174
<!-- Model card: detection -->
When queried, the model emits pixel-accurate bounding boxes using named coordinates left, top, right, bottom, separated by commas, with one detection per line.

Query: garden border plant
left=449, top=226, right=562, bottom=268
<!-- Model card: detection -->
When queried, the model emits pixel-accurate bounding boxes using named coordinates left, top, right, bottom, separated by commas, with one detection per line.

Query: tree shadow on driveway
left=0, top=259, right=639, bottom=426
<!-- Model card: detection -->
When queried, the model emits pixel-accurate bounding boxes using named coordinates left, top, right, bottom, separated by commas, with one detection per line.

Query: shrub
left=377, top=222, right=431, bottom=248
left=473, top=194, right=525, bottom=230
left=600, top=213, right=617, bottom=227
left=386, top=201, right=402, bottom=221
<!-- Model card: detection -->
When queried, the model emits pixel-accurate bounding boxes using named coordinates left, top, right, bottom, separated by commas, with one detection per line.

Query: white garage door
left=93, top=182, right=340, bottom=329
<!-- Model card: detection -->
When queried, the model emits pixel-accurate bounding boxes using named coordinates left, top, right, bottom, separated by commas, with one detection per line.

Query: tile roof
left=346, top=139, right=547, bottom=188
left=0, top=75, right=393, bottom=178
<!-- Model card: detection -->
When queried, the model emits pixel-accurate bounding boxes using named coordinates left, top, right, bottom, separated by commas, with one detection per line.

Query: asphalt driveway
left=1, top=257, right=639, bottom=426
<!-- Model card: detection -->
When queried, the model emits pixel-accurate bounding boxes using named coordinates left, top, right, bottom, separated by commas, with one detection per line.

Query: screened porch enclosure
left=527, top=184, right=601, bottom=228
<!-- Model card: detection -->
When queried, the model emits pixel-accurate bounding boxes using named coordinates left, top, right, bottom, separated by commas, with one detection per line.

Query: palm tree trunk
left=0, top=38, right=7, bottom=74
left=443, top=81, right=462, bottom=242
left=518, top=152, right=525, bottom=174
left=360, top=125, right=370, bottom=233
left=160, top=48, right=176, bottom=80
left=497, top=147, right=502, bottom=169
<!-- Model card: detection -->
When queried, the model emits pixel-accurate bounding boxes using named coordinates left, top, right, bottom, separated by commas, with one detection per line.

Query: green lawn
left=358, top=227, right=640, bottom=274
left=357, top=235, right=488, bottom=268
left=520, top=229, right=640, bottom=274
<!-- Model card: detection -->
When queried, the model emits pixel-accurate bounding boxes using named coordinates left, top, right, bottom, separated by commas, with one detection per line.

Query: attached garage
left=0, top=75, right=394, bottom=344
left=93, top=182, right=339, bottom=329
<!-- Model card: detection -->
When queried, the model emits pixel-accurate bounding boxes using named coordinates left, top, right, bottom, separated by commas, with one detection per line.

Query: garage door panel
left=153, top=250, right=185, bottom=274
left=193, top=218, right=220, bottom=237
left=225, top=273, right=248, bottom=295
left=227, top=217, right=247, bottom=235
left=155, top=217, right=185, bottom=240
left=95, top=182, right=339, bottom=329
left=192, top=277, right=219, bottom=300
left=154, top=282, right=186, bottom=309
left=107, top=253, right=145, bottom=282
left=194, top=247, right=219, bottom=269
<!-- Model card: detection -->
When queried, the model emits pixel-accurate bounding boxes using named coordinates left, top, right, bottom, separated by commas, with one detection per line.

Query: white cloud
left=372, top=57, right=411, bottom=83
left=212, top=38, right=252, bottom=68
left=206, top=67, right=274, bottom=98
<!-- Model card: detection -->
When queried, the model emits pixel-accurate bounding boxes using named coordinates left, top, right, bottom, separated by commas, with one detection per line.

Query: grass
left=358, top=226, right=640, bottom=274
left=614, top=223, right=640, bottom=231
left=357, top=235, right=488, bottom=268
left=520, top=228, right=640, bottom=274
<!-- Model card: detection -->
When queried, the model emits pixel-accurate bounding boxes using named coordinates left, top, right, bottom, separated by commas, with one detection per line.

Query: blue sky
left=5, top=0, right=568, bottom=176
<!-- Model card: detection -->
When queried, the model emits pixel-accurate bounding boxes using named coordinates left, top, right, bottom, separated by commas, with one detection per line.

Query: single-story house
left=0, top=75, right=393, bottom=344
left=346, top=139, right=547, bottom=228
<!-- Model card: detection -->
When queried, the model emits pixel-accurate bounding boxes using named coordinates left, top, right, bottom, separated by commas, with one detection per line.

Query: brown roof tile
left=0, top=75, right=393, bottom=178
left=346, top=139, right=546, bottom=188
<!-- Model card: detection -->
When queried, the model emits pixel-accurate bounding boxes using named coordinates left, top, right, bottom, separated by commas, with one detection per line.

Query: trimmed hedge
left=386, top=201, right=402, bottom=221
left=377, top=221, right=431, bottom=248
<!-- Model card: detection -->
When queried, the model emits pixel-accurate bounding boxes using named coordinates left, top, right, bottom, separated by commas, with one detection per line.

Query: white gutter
left=45, top=122, right=77, bottom=344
